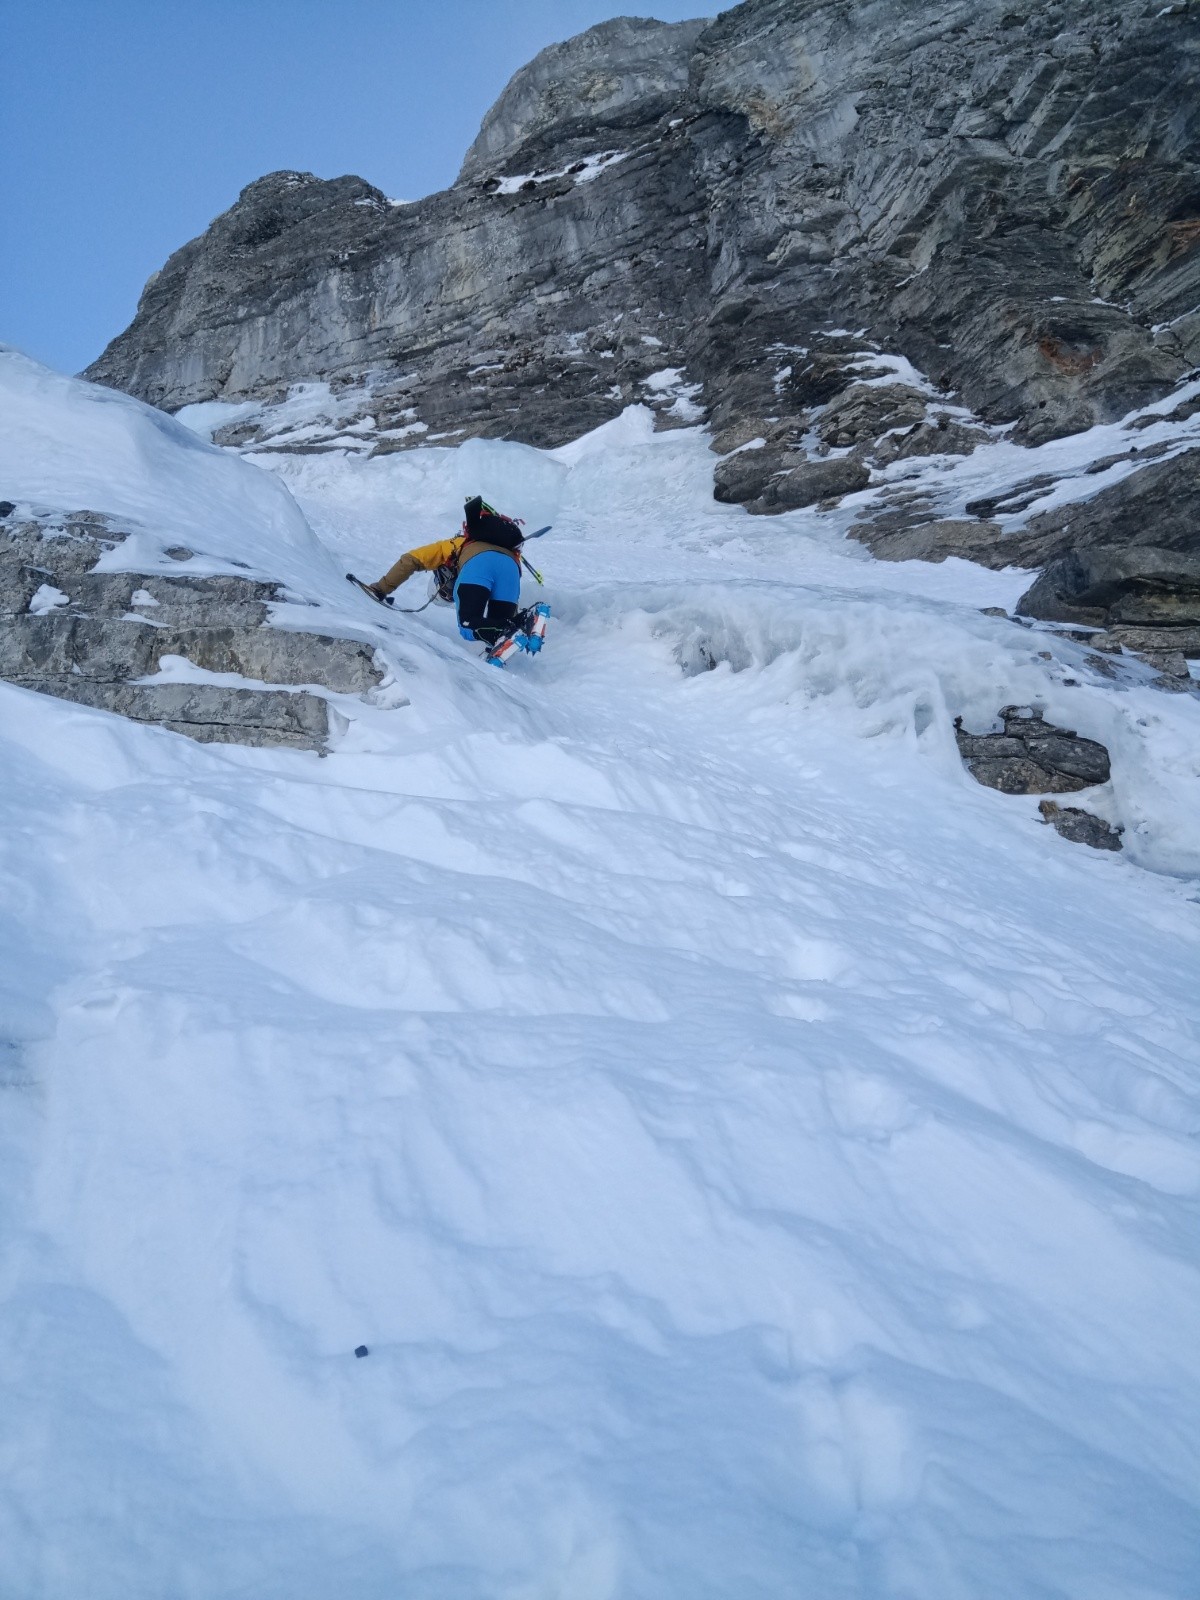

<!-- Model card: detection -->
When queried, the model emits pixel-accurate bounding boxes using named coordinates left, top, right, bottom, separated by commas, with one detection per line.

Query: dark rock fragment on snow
left=963, top=477, right=1062, bottom=521
left=955, top=706, right=1111, bottom=795
left=1038, top=800, right=1123, bottom=852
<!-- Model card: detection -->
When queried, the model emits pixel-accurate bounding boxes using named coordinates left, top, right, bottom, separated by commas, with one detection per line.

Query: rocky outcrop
left=852, top=437, right=1200, bottom=576
left=1016, top=545, right=1200, bottom=633
left=979, top=444, right=1200, bottom=576
left=858, top=517, right=1007, bottom=565
left=713, top=448, right=869, bottom=512
left=956, top=705, right=1123, bottom=849
left=1014, top=540, right=1200, bottom=679
left=954, top=706, right=1111, bottom=795
left=1038, top=799, right=1123, bottom=852
left=1005, top=446, right=1200, bottom=569
left=85, top=0, right=1200, bottom=470
left=37, top=677, right=336, bottom=748
left=0, top=506, right=386, bottom=750
left=457, top=16, right=707, bottom=183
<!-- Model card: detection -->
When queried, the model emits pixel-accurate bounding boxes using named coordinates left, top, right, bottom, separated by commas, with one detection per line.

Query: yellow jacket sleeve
left=376, top=536, right=463, bottom=594
left=407, top=537, right=463, bottom=572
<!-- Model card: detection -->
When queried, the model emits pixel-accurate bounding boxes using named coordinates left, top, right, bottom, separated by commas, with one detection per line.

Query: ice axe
left=521, top=524, right=551, bottom=585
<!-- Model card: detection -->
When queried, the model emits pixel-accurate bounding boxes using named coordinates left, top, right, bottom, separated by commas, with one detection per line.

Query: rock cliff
left=0, top=503, right=386, bottom=750
left=84, top=0, right=1200, bottom=588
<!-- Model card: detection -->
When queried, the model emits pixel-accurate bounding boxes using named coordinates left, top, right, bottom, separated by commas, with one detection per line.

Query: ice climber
left=361, top=495, right=547, bottom=661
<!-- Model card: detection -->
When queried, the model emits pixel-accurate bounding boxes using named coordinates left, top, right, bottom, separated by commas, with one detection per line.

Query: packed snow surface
left=2, top=351, right=1200, bottom=1598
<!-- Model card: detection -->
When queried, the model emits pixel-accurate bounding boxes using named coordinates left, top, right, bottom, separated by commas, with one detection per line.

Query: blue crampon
left=485, top=602, right=551, bottom=667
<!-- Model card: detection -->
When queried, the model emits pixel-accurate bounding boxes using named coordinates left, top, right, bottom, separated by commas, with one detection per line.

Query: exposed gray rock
left=1038, top=799, right=1123, bottom=851
left=709, top=420, right=773, bottom=456
left=962, top=476, right=1064, bottom=521
left=72, top=0, right=1200, bottom=636
left=166, top=625, right=379, bottom=691
left=855, top=442, right=1200, bottom=577
left=32, top=679, right=335, bottom=750
left=1016, top=545, right=1200, bottom=632
left=712, top=447, right=784, bottom=506
left=1105, top=624, right=1200, bottom=657
left=0, top=616, right=379, bottom=694
left=1142, top=647, right=1192, bottom=678
left=1, top=559, right=279, bottom=628
left=0, top=510, right=388, bottom=750
left=84, top=0, right=1200, bottom=470
left=714, top=449, right=870, bottom=512
left=816, top=385, right=930, bottom=451
left=857, top=517, right=1005, bottom=564
left=457, top=17, right=707, bottom=183
left=1128, top=394, right=1200, bottom=430
left=1, top=514, right=127, bottom=580
left=1002, top=447, right=1200, bottom=569
left=755, top=455, right=871, bottom=513
left=870, top=415, right=989, bottom=468
left=955, top=705, right=1111, bottom=794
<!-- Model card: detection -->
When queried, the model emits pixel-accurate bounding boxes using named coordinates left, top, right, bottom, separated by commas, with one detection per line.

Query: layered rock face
left=954, top=705, right=1111, bottom=796
left=86, top=0, right=1200, bottom=463
left=955, top=705, right=1123, bottom=851
left=0, top=505, right=385, bottom=750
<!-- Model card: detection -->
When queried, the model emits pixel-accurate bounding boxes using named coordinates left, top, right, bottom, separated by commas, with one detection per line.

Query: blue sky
left=2, top=1, right=709, bottom=376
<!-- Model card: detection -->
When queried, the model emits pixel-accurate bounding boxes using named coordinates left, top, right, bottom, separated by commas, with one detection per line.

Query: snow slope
left=2, top=352, right=1200, bottom=1599
left=0, top=348, right=329, bottom=587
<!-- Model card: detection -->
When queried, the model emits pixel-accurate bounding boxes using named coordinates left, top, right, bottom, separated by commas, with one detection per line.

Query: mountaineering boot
left=484, top=603, right=551, bottom=667
left=523, top=602, right=550, bottom=653
left=484, top=602, right=551, bottom=667
left=508, top=603, right=550, bottom=646
left=486, top=632, right=524, bottom=667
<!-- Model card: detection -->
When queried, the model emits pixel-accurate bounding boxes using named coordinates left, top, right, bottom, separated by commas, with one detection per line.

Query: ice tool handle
left=521, top=525, right=551, bottom=586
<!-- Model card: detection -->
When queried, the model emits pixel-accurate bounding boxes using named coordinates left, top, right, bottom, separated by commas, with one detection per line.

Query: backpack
left=463, top=494, right=524, bottom=550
